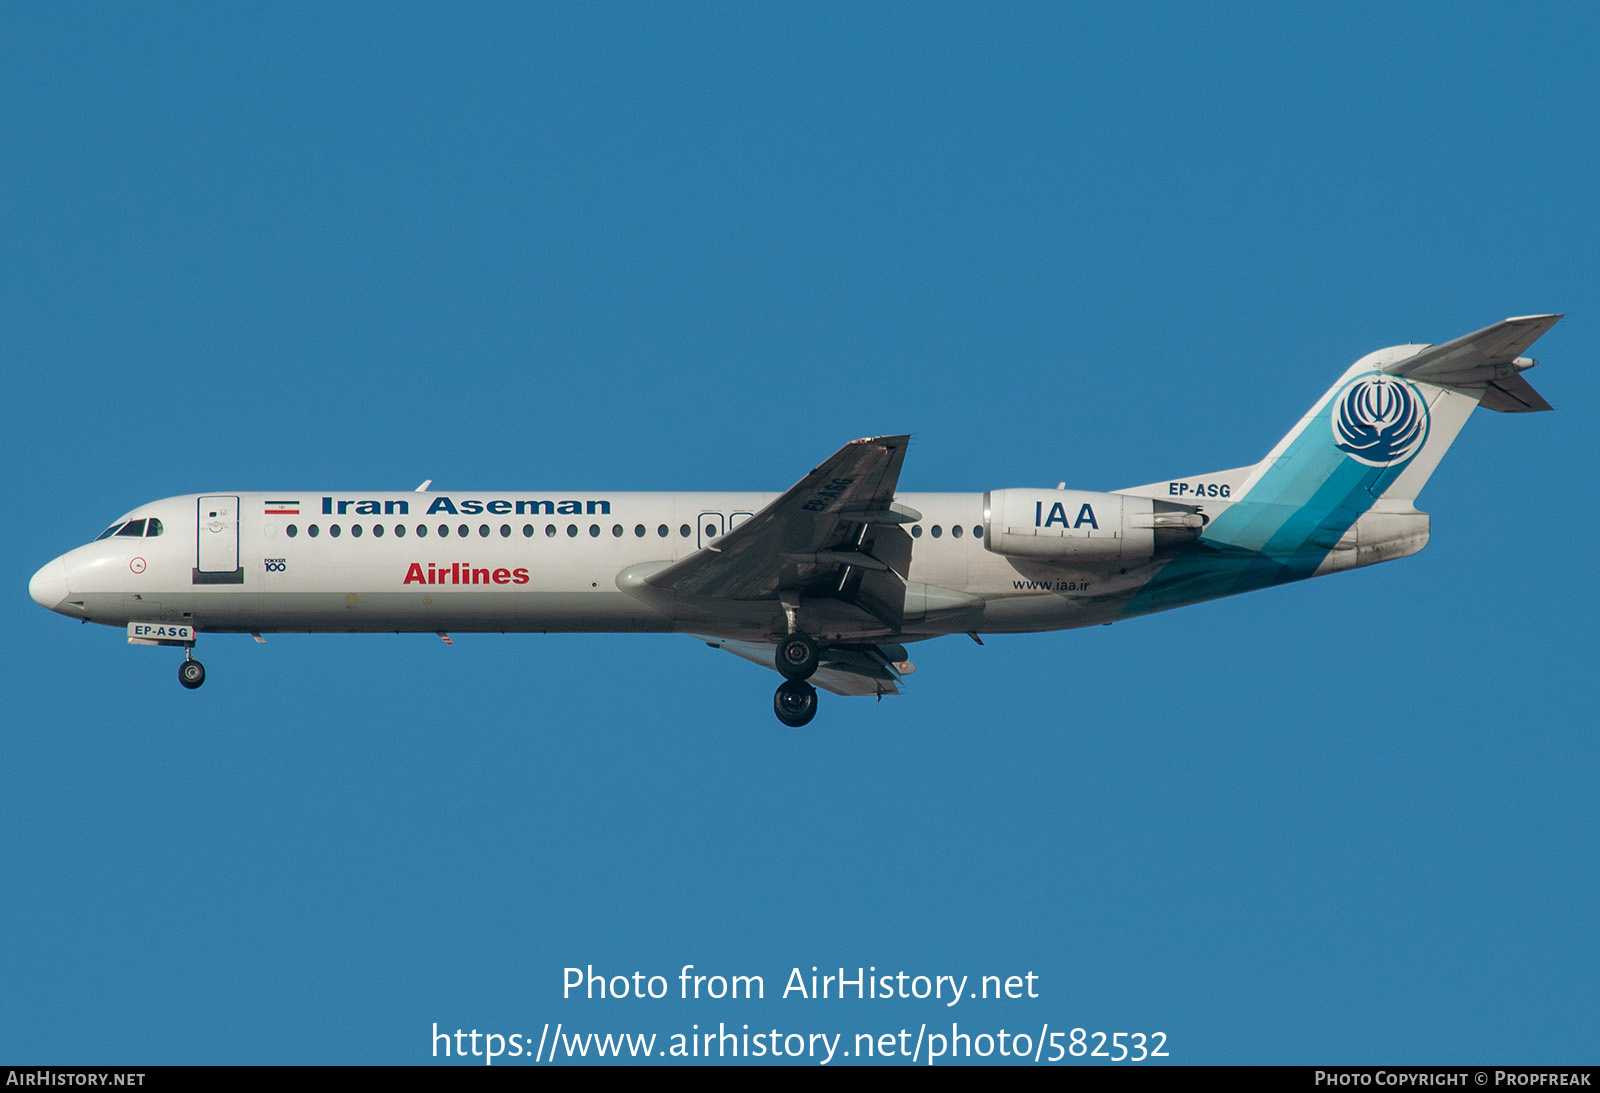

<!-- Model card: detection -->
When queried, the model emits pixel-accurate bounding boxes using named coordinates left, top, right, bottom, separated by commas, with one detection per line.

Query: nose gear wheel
left=178, top=658, right=206, bottom=689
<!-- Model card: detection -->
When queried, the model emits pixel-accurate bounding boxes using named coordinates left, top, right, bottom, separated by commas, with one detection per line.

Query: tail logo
left=1332, top=374, right=1430, bottom=467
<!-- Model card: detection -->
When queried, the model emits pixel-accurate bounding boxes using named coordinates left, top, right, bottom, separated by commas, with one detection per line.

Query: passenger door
left=194, top=495, right=243, bottom=584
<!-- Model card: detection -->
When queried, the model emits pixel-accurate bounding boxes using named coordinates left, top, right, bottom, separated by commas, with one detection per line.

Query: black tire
left=178, top=659, right=206, bottom=690
left=775, top=632, right=820, bottom=680
left=773, top=679, right=818, bottom=727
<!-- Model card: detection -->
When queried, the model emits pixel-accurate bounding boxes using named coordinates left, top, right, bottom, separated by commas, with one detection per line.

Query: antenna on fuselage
left=414, top=480, right=432, bottom=492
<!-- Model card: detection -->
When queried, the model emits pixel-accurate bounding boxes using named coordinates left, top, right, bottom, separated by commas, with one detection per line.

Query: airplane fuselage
left=33, top=489, right=1141, bottom=643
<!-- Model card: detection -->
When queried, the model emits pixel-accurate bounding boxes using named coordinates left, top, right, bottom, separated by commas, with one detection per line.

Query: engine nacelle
left=983, top=488, right=1204, bottom=565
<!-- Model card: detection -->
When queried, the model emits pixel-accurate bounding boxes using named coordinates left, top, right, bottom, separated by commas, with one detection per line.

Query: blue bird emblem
left=1331, top=375, right=1430, bottom=467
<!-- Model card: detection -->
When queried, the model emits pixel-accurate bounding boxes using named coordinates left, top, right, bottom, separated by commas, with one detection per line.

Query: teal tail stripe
left=1122, top=375, right=1410, bottom=617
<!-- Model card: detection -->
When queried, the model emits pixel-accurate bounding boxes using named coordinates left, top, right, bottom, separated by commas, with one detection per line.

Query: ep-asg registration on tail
left=30, top=315, right=1561, bottom=726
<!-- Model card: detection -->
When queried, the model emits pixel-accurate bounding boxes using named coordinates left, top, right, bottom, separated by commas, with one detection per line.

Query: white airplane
left=30, top=316, right=1560, bottom=726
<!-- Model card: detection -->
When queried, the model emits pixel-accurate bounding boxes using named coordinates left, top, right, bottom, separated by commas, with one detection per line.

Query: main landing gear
left=178, top=651, right=206, bottom=690
left=776, top=632, right=820, bottom=680
left=774, top=678, right=818, bottom=727
left=773, top=630, right=821, bottom=727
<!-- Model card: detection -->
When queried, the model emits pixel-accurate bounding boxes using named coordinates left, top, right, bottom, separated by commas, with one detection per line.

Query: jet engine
left=982, top=489, right=1205, bottom=565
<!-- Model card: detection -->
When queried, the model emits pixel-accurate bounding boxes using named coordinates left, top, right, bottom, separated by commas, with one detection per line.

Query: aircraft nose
left=29, top=557, right=70, bottom=610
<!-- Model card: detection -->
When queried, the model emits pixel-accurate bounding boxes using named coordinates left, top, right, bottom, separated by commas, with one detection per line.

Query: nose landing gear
left=178, top=652, right=206, bottom=690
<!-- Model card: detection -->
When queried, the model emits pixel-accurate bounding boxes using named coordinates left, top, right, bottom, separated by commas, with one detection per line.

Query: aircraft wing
left=645, top=434, right=918, bottom=629
left=1387, top=313, right=1563, bottom=397
left=698, top=636, right=910, bottom=697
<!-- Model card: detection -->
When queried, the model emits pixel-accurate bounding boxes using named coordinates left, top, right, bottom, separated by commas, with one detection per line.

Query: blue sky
left=3, top=2, right=1596, bottom=1065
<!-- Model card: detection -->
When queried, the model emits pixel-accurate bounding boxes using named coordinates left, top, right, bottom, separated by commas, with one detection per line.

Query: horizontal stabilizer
left=1388, top=314, right=1563, bottom=385
left=1479, top=371, right=1555, bottom=413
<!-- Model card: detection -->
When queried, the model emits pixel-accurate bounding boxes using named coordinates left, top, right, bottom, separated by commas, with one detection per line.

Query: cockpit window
left=94, top=516, right=164, bottom=541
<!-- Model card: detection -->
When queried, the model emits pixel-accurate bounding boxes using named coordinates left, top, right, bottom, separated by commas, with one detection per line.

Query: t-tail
left=1122, top=315, right=1562, bottom=615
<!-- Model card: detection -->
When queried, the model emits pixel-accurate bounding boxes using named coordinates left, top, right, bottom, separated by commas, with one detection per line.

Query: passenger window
left=394, top=524, right=405, bottom=538
left=416, top=525, right=427, bottom=538
left=612, top=524, right=623, bottom=537
left=974, top=526, right=983, bottom=538
left=680, top=524, right=691, bottom=537
left=438, top=525, right=450, bottom=537
left=931, top=525, right=942, bottom=538
left=286, top=524, right=298, bottom=538
left=546, top=524, right=557, bottom=537
left=589, top=524, right=600, bottom=537
left=522, top=525, right=534, bottom=538
left=478, top=524, right=490, bottom=537
left=372, top=525, right=384, bottom=538
left=309, top=525, right=320, bottom=538
left=116, top=519, right=147, bottom=537
left=911, top=525, right=922, bottom=538
left=145, top=518, right=164, bottom=537
left=458, top=524, right=469, bottom=537
left=567, top=524, right=578, bottom=537
left=351, top=524, right=363, bottom=538
left=635, top=525, right=646, bottom=537
left=330, top=524, right=342, bottom=538
left=951, top=525, right=963, bottom=539
left=658, top=525, right=669, bottom=537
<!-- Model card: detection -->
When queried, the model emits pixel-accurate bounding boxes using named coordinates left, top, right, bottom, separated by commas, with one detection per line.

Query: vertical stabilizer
left=1122, top=316, right=1560, bottom=616
left=1208, top=315, right=1562, bottom=552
